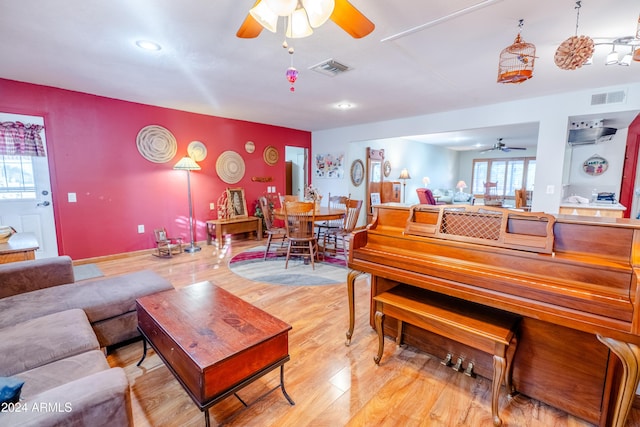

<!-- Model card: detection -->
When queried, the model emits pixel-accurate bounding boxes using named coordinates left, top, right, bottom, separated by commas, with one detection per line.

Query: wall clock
left=383, top=160, right=391, bottom=177
left=351, top=159, right=364, bottom=187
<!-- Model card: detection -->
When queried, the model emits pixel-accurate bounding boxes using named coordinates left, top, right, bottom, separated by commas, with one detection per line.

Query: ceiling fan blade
left=236, top=1, right=264, bottom=38
left=509, top=147, right=527, bottom=150
left=331, top=0, right=375, bottom=38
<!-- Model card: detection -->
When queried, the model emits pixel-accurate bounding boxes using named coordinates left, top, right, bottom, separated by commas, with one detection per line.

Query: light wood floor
left=97, top=239, right=640, bottom=427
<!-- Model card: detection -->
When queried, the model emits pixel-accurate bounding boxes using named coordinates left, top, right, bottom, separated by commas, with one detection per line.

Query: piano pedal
left=441, top=353, right=453, bottom=367
left=452, top=357, right=464, bottom=372
left=464, top=362, right=476, bottom=377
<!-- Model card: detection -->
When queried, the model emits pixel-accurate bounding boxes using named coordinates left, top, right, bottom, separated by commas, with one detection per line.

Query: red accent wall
left=0, top=78, right=311, bottom=259
left=619, top=115, right=640, bottom=218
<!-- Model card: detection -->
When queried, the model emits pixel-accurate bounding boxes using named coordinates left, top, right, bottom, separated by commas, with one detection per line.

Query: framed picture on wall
left=351, top=159, right=364, bottom=187
left=227, top=187, right=248, bottom=218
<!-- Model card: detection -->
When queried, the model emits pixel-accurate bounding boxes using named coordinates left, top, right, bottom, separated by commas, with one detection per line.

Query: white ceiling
left=1, top=0, right=639, bottom=150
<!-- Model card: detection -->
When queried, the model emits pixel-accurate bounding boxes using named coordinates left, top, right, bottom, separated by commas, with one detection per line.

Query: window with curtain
left=0, top=121, right=45, bottom=200
left=471, top=157, right=536, bottom=201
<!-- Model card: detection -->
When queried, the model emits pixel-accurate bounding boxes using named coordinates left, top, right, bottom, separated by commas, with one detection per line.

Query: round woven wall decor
left=216, top=151, right=245, bottom=184
left=263, top=145, right=279, bottom=166
left=187, top=140, right=207, bottom=162
left=136, top=125, right=177, bottom=163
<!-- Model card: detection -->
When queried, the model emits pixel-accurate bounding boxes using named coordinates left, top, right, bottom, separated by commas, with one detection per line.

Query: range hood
left=568, top=120, right=617, bottom=145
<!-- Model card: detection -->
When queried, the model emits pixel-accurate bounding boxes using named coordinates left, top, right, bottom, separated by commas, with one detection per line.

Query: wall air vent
left=309, top=59, right=351, bottom=77
left=591, top=90, right=626, bottom=106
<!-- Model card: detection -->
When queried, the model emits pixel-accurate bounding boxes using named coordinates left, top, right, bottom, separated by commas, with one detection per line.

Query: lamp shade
left=301, top=0, right=335, bottom=28
left=249, top=1, right=279, bottom=33
left=422, top=176, right=430, bottom=186
left=456, top=180, right=467, bottom=190
left=398, top=168, right=411, bottom=180
left=264, top=0, right=298, bottom=16
left=286, top=8, right=313, bottom=38
left=173, top=156, right=201, bottom=171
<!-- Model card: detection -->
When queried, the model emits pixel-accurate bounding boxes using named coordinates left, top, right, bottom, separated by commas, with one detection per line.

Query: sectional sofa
left=0, top=256, right=174, bottom=426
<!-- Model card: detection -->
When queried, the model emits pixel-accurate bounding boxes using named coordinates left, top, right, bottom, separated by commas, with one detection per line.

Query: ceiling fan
left=236, top=0, right=375, bottom=39
left=481, top=138, right=527, bottom=153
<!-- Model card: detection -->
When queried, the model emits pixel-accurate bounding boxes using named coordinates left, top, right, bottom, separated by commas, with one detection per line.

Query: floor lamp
left=398, top=168, right=411, bottom=203
left=174, top=156, right=201, bottom=253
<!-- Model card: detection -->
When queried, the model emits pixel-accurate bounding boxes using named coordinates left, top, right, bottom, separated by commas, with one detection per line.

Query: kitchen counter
left=559, top=202, right=626, bottom=218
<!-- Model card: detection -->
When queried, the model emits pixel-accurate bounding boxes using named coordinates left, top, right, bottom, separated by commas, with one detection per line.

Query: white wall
left=312, top=83, right=640, bottom=215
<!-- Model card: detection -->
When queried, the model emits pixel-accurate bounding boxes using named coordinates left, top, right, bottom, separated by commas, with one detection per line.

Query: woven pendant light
left=497, top=19, right=536, bottom=84
left=554, top=1, right=594, bottom=70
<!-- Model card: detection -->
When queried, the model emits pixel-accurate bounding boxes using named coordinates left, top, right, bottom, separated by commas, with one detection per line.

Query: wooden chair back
left=259, top=196, right=276, bottom=230
left=342, top=199, right=363, bottom=233
left=283, top=201, right=316, bottom=240
left=484, top=182, right=503, bottom=206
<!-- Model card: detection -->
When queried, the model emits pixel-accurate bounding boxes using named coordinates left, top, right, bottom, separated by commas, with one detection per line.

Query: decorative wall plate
left=383, top=160, right=391, bottom=177
left=245, top=141, right=255, bottom=153
left=263, top=145, right=279, bottom=166
left=136, top=125, right=177, bottom=163
left=216, top=151, right=246, bottom=184
left=583, top=155, right=608, bottom=176
left=187, top=140, right=207, bottom=162
left=351, top=159, right=364, bottom=187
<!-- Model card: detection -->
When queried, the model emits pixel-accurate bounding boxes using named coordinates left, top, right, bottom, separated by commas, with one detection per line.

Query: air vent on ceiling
left=591, top=90, right=626, bottom=106
left=309, top=59, right=351, bottom=77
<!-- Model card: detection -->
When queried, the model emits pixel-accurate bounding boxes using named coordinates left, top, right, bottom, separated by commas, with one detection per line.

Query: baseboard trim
left=73, top=240, right=208, bottom=265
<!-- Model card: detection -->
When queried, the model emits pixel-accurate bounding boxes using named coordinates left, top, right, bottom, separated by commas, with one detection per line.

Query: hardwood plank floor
left=99, top=238, right=640, bottom=427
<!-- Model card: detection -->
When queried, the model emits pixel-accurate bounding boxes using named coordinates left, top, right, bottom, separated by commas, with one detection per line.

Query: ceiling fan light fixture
left=250, top=2, right=279, bottom=33
left=286, top=8, right=313, bottom=38
left=264, top=0, right=298, bottom=16
left=301, top=0, right=335, bottom=28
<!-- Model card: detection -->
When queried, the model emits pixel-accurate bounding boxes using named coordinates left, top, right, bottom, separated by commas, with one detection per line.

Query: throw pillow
left=0, top=376, right=25, bottom=405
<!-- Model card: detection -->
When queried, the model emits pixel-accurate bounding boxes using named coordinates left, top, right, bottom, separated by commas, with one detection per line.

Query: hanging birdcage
left=497, top=21, right=536, bottom=84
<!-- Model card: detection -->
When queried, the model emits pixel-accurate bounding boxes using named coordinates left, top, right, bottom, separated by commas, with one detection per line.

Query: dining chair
left=278, top=193, right=299, bottom=208
left=153, top=228, right=183, bottom=257
left=484, top=182, right=503, bottom=207
left=322, top=199, right=363, bottom=260
left=259, top=196, right=287, bottom=259
left=316, top=193, right=349, bottom=239
left=283, top=201, right=318, bottom=269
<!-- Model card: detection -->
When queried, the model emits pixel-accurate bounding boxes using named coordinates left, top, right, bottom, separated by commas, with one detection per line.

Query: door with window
left=0, top=113, right=58, bottom=258
left=471, top=157, right=536, bottom=207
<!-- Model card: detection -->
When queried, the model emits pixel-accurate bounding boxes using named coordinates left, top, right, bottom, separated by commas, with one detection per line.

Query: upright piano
left=347, top=203, right=640, bottom=427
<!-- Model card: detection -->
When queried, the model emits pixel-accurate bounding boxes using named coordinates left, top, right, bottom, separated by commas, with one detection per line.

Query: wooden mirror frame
left=366, top=147, right=385, bottom=223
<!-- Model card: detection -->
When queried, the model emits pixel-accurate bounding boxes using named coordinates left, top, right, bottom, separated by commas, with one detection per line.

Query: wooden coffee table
left=136, top=281, right=294, bottom=426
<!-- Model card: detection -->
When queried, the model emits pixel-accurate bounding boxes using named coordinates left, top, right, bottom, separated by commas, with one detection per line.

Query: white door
left=0, top=113, right=58, bottom=258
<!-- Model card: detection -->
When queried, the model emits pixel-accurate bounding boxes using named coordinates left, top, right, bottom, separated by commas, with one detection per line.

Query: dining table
left=273, top=206, right=346, bottom=221
left=273, top=206, right=346, bottom=260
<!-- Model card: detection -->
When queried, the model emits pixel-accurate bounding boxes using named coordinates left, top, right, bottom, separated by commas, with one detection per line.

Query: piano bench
left=373, top=285, right=520, bottom=427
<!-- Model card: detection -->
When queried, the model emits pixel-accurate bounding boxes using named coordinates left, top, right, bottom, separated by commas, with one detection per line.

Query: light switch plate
left=68, top=192, right=77, bottom=203
left=138, top=224, right=145, bottom=234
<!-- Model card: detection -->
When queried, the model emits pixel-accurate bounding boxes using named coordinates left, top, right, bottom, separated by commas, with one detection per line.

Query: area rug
left=73, top=263, right=104, bottom=281
left=228, top=246, right=347, bottom=286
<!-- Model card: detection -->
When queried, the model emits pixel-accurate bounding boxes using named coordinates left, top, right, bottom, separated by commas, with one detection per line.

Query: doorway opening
left=284, top=146, right=308, bottom=199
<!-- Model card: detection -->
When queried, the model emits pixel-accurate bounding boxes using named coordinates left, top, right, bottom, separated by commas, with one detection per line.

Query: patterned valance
left=0, top=121, right=45, bottom=157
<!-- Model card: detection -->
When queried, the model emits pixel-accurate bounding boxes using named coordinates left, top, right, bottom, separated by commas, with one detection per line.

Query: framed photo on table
left=227, top=187, right=248, bottom=218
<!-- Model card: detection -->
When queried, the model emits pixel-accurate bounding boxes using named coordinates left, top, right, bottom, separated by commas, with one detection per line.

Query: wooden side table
left=0, top=233, right=39, bottom=264
left=206, top=217, right=262, bottom=247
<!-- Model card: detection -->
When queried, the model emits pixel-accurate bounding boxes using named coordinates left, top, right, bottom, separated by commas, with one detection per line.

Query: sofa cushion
left=0, top=309, right=99, bottom=377
left=0, top=270, right=173, bottom=330
left=0, top=368, right=131, bottom=427
left=0, top=256, right=74, bottom=299
left=16, top=350, right=109, bottom=399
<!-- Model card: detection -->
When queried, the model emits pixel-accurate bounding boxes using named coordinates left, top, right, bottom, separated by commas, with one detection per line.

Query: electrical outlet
left=68, top=192, right=77, bottom=203
left=138, top=224, right=145, bottom=234
left=546, top=185, right=555, bottom=194
left=209, top=202, right=215, bottom=210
